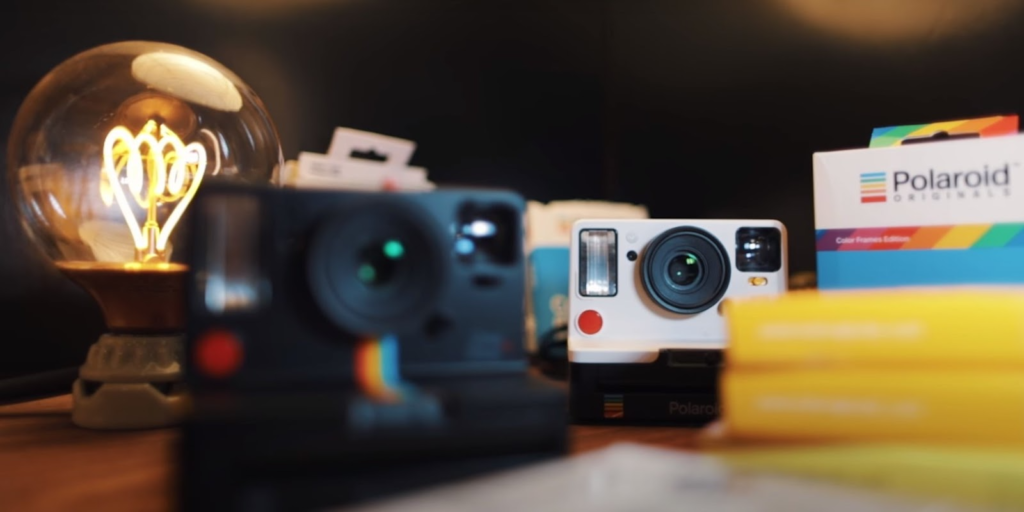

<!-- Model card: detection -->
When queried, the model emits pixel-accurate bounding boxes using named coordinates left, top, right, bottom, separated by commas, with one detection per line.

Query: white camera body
left=568, top=219, right=788, bottom=364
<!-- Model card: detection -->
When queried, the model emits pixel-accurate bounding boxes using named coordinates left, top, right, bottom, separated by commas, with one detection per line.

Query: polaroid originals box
left=814, top=134, right=1024, bottom=289
left=525, top=201, right=648, bottom=353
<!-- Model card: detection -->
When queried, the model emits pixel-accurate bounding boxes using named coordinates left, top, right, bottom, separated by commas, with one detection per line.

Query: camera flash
left=579, top=229, right=617, bottom=297
left=748, top=276, right=768, bottom=286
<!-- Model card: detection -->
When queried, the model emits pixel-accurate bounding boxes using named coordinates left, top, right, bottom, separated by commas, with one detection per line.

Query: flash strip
left=579, top=229, right=617, bottom=297
left=203, top=193, right=264, bottom=314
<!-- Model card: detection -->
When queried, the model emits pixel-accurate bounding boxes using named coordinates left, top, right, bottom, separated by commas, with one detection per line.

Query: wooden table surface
left=0, top=394, right=701, bottom=512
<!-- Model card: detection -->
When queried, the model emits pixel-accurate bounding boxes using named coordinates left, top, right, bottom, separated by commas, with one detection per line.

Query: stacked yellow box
left=721, top=288, right=1024, bottom=445
left=713, top=289, right=1024, bottom=509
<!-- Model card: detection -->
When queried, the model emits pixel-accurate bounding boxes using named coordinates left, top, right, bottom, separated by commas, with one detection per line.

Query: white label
left=814, top=135, right=1024, bottom=229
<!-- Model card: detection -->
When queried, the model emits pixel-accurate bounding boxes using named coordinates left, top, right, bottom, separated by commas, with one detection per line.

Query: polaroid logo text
left=668, top=401, right=719, bottom=417
left=893, top=165, right=1009, bottom=192
left=888, top=163, right=1014, bottom=203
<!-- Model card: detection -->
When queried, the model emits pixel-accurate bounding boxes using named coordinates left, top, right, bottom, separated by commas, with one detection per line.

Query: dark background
left=3, top=0, right=1024, bottom=375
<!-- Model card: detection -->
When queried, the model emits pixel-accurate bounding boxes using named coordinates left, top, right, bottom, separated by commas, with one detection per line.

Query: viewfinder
left=735, top=227, right=782, bottom=272
left=455, top=203, right=519, bottom=265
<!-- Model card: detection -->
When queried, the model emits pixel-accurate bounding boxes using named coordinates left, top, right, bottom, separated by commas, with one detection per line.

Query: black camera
left=179, top=182, right=566, bottom=511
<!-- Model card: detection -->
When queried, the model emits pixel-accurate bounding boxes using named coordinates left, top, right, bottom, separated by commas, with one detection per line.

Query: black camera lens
left=735, top=227, right=782, bottom=272
left=641, top=227, right=730, bottom=314
left=355, top=239, right=405, bottom=287
left=667, top=252, right=702, bottom=288
left=307, top=199, right=445, bottom=336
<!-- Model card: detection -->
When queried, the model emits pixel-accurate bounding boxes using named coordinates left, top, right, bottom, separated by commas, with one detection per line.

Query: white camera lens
left=579, top=229, right=617, bottom=297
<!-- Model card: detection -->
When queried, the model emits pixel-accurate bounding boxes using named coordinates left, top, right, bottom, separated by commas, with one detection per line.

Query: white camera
left=567, top=219, right=787, bottom=424
left=569, top=219, right=788, bottom=363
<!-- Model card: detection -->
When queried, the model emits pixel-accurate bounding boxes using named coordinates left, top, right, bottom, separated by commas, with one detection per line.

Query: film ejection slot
left=665, top=349, right=723, bottom=368
left=579, top=229, right=617, bottom=297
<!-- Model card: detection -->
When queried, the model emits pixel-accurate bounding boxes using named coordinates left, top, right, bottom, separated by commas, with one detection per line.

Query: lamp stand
left=71, top=333, right=185, bottom=429
left=58, top=261, right=189, bottom=430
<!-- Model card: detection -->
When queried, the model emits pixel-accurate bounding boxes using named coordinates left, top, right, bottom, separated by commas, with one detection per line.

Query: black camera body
left=179, top=182, right=566, bottom=511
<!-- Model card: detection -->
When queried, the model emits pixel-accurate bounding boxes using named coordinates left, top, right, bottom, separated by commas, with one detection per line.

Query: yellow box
left=725, top=288, right=1024, bottom=369
left=722, top=369, right=1024, bottom=445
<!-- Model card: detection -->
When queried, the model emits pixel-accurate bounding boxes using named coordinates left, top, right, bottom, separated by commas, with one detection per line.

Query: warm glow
left=56, top=260, right=188, bottom=272
left=773, top=0, right=1018, bottom=44
left=101, top=119, right=207, bottom=262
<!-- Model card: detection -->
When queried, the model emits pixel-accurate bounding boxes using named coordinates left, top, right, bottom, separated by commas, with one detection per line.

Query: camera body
left=568, top=219, right=787, bottom=424
left=180, top=182, right=566, bottom=511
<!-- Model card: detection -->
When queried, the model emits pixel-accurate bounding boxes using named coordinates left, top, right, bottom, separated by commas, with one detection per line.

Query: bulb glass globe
left=8, top=40, right=281, bottom=270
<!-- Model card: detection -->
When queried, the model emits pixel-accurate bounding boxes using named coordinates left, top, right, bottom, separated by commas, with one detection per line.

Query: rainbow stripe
left=603, top=394, right=624, bottom=419
left=859, top=172, right=886, bottom=203
left=817, top=223, right=1024, bottom=252
left=869, top=116, right=1018, bottom=148
left=354, top=334, right=406, bottom=402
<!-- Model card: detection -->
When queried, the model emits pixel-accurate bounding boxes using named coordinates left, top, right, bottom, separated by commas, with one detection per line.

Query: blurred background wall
left=3, top=0, right=1024, bottom=375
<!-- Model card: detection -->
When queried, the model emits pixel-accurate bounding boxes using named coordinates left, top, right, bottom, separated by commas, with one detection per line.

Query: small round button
left=195, top=329, right=244, bottom=379
left=577, top=310, right=603, bottom=335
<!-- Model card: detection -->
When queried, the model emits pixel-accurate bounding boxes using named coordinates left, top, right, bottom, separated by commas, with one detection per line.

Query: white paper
left=283, top=128, right=434, bottom=192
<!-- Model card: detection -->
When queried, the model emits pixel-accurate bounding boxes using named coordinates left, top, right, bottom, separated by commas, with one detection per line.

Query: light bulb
left=6, top=41, right=282, bottom=429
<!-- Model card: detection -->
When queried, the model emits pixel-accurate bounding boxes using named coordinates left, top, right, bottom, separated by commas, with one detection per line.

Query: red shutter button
left=577, top=310, right=603, bottom=335
left=194, top=329, right=244, bottom=379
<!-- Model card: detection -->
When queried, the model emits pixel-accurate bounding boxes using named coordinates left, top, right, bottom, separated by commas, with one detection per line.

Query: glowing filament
left=100, top=120, right=207, bottom=262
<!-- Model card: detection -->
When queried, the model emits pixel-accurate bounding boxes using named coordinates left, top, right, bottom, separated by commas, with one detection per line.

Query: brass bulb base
left=57, top=261, right=187, bottom=332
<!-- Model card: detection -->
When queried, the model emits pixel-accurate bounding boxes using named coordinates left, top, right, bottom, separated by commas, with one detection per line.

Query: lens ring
left=641, top=227, right=730, bottom=314
left=307, top=198, right=445, bottom=336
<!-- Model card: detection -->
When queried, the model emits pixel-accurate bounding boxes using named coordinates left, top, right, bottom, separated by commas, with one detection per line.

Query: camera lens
left=356, top=239, right=404, bottom=287
left=641, top=227, right=730, bottom=314
left=667, top=252, right=701, bottom=288
left=307, top=199, right=445, bottom=336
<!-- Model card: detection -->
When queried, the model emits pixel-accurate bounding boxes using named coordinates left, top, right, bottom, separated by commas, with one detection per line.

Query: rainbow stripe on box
left=859, top=172, right=886, bottom=203
left=817, top=223, right=1024, bottom=289
left=603, top=394, right=624, bottom=419
left=869, top=115, right=1018, bottom=148
left=816, top=223, right=1024, bottom=252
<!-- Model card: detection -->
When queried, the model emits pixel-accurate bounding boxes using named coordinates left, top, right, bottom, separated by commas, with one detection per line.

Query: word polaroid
left=814, top=116, right=1024, bottom=289
left=280, top=127, right=435, bottom=191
